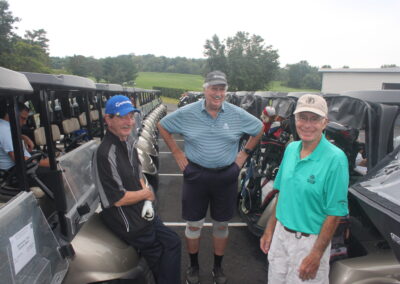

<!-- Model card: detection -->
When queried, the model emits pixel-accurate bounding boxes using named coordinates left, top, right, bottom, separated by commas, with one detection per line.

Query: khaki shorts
left=268, top=221, right=331, bottom=284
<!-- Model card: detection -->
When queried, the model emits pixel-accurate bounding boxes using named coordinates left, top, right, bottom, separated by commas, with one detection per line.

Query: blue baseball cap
left=105, top=95, right=139, bottom=116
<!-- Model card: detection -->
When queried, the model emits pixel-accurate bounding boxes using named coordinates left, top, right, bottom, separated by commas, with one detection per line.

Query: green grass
left=135, top=72, right=319, bottom=93
left=161, top=96, right=179, bottom=104
left=268, top=81, right=319, bottom=92
left=135, top=72, right=204, bottom=91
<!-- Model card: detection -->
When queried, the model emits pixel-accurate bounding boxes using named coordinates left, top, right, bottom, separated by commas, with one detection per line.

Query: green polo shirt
left=274, top=135, right=349, bottom=234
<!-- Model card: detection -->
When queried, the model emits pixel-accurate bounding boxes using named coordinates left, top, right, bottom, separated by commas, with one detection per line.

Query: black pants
left=116, top=216, right=181, bottom=284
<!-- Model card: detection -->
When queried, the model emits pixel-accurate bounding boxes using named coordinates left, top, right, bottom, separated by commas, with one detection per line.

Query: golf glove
left=141, top=200, right=154, bottom=221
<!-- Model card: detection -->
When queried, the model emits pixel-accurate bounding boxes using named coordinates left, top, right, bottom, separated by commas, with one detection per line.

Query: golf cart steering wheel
left=25, top=151, right=44, bottom=172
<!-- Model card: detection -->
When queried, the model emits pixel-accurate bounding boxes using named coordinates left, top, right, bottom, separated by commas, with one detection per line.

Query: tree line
left=1, top=0, right=397, bottom=91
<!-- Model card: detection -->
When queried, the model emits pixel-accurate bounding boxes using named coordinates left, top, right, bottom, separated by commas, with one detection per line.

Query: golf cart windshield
left=0, top=192, right=68, bottom=283
left=57, top=140, right=99, bottom=239
left=351, top=146, right=400, bottom=261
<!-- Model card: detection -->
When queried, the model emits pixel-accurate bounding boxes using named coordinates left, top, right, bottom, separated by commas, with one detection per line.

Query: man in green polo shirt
left=260, top=94, right=349, bottom=283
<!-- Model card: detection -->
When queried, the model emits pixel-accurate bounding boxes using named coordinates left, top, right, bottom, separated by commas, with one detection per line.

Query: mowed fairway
left=135, top=71, right=319, bottom=93
left=135, top=72, right=204, bottom=91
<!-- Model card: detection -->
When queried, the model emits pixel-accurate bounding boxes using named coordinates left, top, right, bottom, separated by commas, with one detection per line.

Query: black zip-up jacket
left=93, top=130, right=153, bottom=236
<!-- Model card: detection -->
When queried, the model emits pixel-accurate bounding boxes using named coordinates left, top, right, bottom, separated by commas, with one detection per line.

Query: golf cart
left=0, top=67, right=154, bottom=284
left=237, top=93, right=296, bottom=235
left=177, top=91, right=204, bottom=108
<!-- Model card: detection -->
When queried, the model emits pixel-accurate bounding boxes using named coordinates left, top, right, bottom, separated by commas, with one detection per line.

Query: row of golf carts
left=180, top=89, right=400, bottom=283
left=0, top=66, right=166, bottom=283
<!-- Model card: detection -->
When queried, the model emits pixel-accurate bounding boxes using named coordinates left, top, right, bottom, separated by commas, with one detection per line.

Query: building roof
left=319, top=67, right=400, bottom=73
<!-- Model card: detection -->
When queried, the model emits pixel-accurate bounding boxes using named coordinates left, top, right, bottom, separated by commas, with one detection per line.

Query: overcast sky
left=6, top=0, right=400, bottom=68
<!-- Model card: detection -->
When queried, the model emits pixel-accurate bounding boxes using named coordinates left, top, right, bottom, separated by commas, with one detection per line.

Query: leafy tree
left=50, top=56, right=67, bottom=70
left=302, top=73, right=322, bottom=90
left=381, top=64, right=398, bottom=68
left=321, top=65, right=331, bottom=69
left=24, top=29, right=49, bottom=51
left=204, top=32, right=279, bottom=91
left=0, top=1, right=51, bottom=72
left=86, top=57, right=103, bottom=82
left=132, top=54, right=204, bottom=75
left=286, top=61, right=310, bottom=88
left=285, top=61, right=321, bottom=90
left=204, top=34, right=227, bottom=73
left=0, top=0, right=20, bottom=67
left=8, top=40, right=51, bottom=72
left=276, top=67, right=289, bottom=82
left=66, top=55, right=91, bottom=77
left=101, top=55, right=138, bottom=84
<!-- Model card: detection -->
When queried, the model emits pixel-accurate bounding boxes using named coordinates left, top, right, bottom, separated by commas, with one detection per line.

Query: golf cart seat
left=62, top=118, right=88, bottom=152
left=78, top=112, right=87, bottom=127
left=34, top=124, right=64, bottom=156
left=34, top=124, right=61, bottom=145
left=90, top=110, right=99, bottom=121
left=62, top=118, right=80, bottom=135
left=89, top=110, right=103, bottom=137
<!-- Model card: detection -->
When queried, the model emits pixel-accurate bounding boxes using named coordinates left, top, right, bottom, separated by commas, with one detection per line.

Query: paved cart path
left=156, top=103, right=268, bottom=283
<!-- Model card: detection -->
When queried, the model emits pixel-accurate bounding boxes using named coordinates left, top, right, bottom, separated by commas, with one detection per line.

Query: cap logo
left=306, top=97, right=315, bottom=104
left=115, top=100, right=132, bottom=107
left=212, top=75, right=225, bottom=79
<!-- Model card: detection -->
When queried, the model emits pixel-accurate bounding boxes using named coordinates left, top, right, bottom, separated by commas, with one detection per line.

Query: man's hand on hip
left=172, top=149, right=188, bottom=171
left=235, top=151, right=249, bottom=169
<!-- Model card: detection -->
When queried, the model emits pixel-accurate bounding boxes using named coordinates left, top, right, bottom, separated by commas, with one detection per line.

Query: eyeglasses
left=295, top=114, right=325, bottom=124
left=110, top=112, right=135, bottom=120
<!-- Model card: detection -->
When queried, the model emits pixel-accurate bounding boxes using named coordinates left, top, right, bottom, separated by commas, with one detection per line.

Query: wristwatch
left=243, top=148, right=253, bottom=155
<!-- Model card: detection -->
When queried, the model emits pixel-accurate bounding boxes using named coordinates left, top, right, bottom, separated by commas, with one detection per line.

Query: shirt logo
left=307, top=175, right=315, bottom=184
left=223, top=123, right=229, bottom=129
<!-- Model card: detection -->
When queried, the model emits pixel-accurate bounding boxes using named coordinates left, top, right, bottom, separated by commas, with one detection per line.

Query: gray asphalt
left=157, top=102, right=268, bottom=283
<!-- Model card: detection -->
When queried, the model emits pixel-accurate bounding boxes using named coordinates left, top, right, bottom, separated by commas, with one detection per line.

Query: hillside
left=135, top=72, right=319, bottom=92
left=135, top=72, right=204, bottom=91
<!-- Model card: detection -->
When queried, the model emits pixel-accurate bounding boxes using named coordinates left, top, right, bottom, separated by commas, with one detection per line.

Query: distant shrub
left=153, top=86, right=186, bottom=99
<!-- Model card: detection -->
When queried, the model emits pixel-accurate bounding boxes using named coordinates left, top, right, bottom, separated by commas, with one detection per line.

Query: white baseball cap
left=294, top=94, right=328, bottom=117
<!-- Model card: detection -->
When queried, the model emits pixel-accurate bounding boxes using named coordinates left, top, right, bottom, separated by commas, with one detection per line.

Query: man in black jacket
left=93, top=95, right=181, bottom=284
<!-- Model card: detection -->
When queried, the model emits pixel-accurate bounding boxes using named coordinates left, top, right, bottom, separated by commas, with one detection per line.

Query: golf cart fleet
left=0, top=67, right=165, bottom=283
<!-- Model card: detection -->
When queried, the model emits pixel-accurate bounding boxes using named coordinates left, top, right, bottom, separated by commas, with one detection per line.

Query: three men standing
left=95, top=76, right=348, bottom=284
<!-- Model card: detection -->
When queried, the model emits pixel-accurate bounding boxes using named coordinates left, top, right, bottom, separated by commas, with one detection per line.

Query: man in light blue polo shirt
left=260, top=94, right=349, bottom=284
left=158, top=71, right=263, bottom=284
left=0, top=103, right=32, bottom=171
left=0, top=103, right=50, bottom=171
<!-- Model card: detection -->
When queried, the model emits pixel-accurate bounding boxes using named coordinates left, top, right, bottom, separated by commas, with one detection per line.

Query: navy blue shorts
left=182, top=161, right=240, bottom=222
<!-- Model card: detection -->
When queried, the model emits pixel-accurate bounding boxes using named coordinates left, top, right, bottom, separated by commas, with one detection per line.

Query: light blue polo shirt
left=0, top=119, right=31, bottom=170
left=274, top=135, right=349, bottom=234
left=160, top=99, right=262, bottom=168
